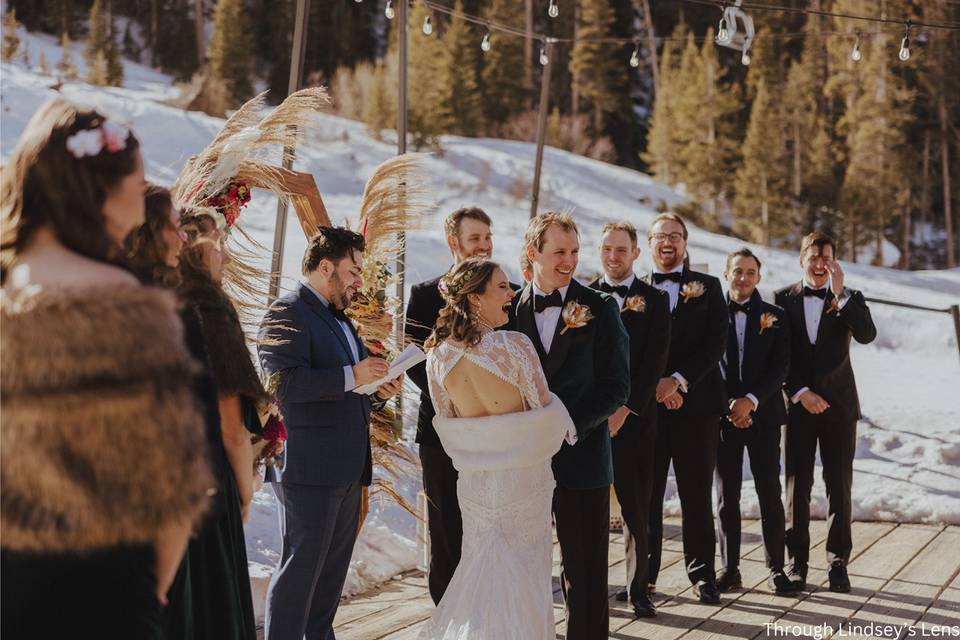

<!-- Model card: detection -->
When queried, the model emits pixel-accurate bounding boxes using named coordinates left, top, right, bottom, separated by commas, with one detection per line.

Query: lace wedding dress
left=419, top=330, right=575, bottom=640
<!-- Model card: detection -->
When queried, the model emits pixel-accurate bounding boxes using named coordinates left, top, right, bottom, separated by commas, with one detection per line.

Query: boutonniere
left=759, top=312, right=778, bottom=334
left=680, top=281, right=705, bottom=303
left=622, top=295, right=646, bottom=314
left=560, top=300, right=594, bottom=335
left=826, top=297, right=840, bottom=315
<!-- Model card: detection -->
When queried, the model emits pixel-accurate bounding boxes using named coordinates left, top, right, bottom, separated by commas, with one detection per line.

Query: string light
left=539, top=43, right=550, bottom=66
left=481, top=31, right=491, bottom=52
left=384, top=0, right=394, bottom=20
left=548, top=0, right=559, bottom=19
left=850, top=30, right=862, bottom=61
left=741, top=41, right=752, bottom=65
left=899, top=21, right=911, bottom=61
left=422, top=14, right=433, bottom=36
left=629, top=43, right=641, bottom=68
left=717, top=3, right=732, bottom=45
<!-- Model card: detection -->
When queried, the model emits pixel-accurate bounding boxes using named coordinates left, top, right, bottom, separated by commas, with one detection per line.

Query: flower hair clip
left=66, top=120, right=130, bottom=158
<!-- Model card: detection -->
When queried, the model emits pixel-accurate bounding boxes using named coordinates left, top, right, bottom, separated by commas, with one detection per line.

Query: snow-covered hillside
left=3, top=30, right=958, bottom=616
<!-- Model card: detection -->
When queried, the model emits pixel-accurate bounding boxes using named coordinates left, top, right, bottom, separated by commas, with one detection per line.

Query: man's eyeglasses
left=650, top=232, right=684, bottom=243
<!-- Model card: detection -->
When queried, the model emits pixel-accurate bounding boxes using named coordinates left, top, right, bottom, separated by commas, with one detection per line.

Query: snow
left=2, top=27, right=959, bottom=615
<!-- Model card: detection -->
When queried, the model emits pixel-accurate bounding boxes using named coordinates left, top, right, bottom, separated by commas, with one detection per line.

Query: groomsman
left=513, top=212, right=629, bottom=639
left=775, top=232, right=876, bottom=593
left=588, top=222, right=670, bottom=619
left=643, top=212, right=728, bottom=604
left=405, top=207, right=497, bottom=604
left=714, top=248, right=797, bottom=595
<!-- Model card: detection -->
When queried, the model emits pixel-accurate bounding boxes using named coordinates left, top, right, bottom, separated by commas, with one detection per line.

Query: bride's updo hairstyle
left=425, top=257, right=499, bottom=349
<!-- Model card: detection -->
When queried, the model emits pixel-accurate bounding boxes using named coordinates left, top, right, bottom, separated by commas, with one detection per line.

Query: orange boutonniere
left=622, top=295, right=646, bottom=314
left=826, top=298, right=840, bottom=315
left=680, top=281, right=705, bottom=303
left=759, top=312, right=778, bottom=334
left=560, top=300, right=593, bottom=335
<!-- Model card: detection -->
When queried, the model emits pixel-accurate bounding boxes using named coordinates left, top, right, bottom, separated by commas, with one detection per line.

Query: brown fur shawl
left=1, top=286, right=214, bottom=552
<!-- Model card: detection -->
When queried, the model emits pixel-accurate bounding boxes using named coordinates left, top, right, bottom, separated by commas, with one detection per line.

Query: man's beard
left=330, top=271, right=352, bottom=309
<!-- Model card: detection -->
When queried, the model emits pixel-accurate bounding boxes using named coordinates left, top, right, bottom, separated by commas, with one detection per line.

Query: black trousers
left=554, top=484, right=610, bottom=640
left=715, top=420, right=786, bottom=571
left=784, top=408, right=856, bottom=567
left=611, top=417, right=657, bottom=605
left=648, top=413, right=720, bottom=586
left=419, top=443, right=462, bottom=605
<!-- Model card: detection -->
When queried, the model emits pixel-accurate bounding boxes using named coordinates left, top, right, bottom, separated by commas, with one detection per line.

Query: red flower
left=263, top=414, right=287, bottom=442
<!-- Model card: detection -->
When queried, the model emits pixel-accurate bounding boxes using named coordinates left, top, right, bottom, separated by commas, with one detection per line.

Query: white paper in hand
left=352, top=343, right=427, bottom=395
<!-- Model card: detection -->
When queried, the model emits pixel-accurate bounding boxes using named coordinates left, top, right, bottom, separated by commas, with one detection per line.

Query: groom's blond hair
left=525, top=211, right=579, bottom=252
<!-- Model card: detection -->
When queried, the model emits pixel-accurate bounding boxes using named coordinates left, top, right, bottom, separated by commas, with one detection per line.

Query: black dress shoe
left=716, top=568, right=743, bottom=592
left=693, top=580, right=721, bottom=604
left=828, top=561, right=851, bottom=593
left=615, top=588, right=628, bottom=602
left=632, top=593, right=657, bottom=618
left=787, top=564, right=808, bottom=590
left=768, top=569, right=802, bottom=595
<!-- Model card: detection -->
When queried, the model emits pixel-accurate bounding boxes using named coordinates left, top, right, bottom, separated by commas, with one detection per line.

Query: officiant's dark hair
left=425, top=258, right=500, bottom=349
left=301, top=226, right=366, bottom=275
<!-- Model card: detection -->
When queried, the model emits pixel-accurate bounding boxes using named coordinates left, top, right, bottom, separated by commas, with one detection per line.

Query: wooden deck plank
left=914, top=587, right=960, bottom=631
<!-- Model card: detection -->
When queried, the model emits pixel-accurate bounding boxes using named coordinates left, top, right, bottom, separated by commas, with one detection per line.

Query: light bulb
left=741, top=50, right=751, bottom=66
left=355, top=0, right=362, bottom=3
left=548, top=0, right=559, bottom=19
left=899, top=36, right=910, bottom=61
left=481, top=32, right=491, bottom=52
left=384, top=0, right=394, bottom=20
left=850, top=31, right=862, bottom=61
left=629, top=45, right=640, bottom=68
left=539, top=46, right=549, bottom=66
left=422, top=15, right=433, bottom=36
left=717, top=18, right=730, bottom=44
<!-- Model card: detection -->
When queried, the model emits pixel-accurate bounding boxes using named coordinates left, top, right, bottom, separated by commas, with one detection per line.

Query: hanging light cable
left=548, top=0, right=559, bottom=19
left=850, top=29, right=862, bottom=61
left=899, top=20, right=911, bottom=61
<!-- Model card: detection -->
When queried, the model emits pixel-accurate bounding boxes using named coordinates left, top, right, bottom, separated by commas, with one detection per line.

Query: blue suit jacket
left=259, top=283, right=373, bottom=487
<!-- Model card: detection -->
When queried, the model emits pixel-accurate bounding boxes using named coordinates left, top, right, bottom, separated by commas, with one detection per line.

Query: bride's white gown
left=419, top=330, right=575, bottom=640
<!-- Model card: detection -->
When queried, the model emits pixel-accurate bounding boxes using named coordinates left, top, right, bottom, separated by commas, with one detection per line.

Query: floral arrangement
left=623, top=295, right=646, bottom=314
left=759, top=312, right=778, bottom=334
left=560, top=300, right=593, bottom=335
left=680, top=280, right=706, bottom=303
left=66, top=120, right=130, bottom=158
left=252, top=372, right=287, bottom=470
left=205, top=179, right=251, bottom=230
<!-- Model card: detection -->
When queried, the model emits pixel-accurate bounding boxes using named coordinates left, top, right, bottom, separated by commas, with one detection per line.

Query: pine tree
left=209, top=0, right=254, bottom=104
left=2, top=9, right=20, bottom=63
left=105, top=13, right=123, bottom=87
left=58, top=32, right=79, bottom=80
left=403, top=2, right=447, bottom=147
left=122, top=22, right=140, bottom=62
left=19, top=42, right=29, bottom=67
left=363, top=59, right=395, bottom=139
left=437, top=1, right=484, bottom=137
left=569, top=0, right=628, bottom=132
left=480, top=0, right=529, bottom=126
left=84, top=0, right=108, bottom=84
left=642, top=22, right=687, bottom=184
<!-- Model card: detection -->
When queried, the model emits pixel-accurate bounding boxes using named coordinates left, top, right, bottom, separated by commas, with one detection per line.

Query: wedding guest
left=405, top=207, right=498, bottom=604
left=714, top=248, right=796, bottom=595
left=643, top=212, right=728, bottom=604
left=588, top=222, right=670, bottom=618
left=177, top=209, right=263, bottom=639
left=0, top=99, right=212, bottom=639
left=513, top=212, right=630, bottom=639
left=126, top=185, right=257, bottom=638
left=776, top=232, right=876, bottom=593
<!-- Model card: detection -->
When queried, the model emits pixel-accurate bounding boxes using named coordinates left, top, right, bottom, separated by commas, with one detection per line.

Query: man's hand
left=375, top=374, right=404, bottom=400
left=662, top=391, right=684, bottom=410
left=728, top=397, right=754, bottom=429
left=656, top=377, right=681, bottom=403
left=799, top=390, right=830, bottom=414
left=827, top=259, right=845, bottom=298
left=353, top=356, right=389, bottom=387
left=608, top=406, right=631, bottom=438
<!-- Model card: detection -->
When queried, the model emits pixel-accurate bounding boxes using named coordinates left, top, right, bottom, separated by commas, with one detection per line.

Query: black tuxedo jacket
left=724, top=290, right=790, bottom=431
left=775, top=282, right=876, bottom=422
left=641, top=268, right=728, bottom=417
left=512, top=279, right=630, bottom=490
left=587, top=276, right=671, bottom=444
left=405, top=272, right=520, bottom=447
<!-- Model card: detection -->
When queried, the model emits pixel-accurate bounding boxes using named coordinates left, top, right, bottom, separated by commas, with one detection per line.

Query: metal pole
left=268, top=0, right=311, bottom=304
left=395, top=0, right=409, bottom=418
left=530, top=39, right=554, bottom=219
left=951, top=304, right=960, bottom=365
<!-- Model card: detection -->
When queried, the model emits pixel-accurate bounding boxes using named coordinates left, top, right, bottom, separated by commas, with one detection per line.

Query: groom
left=512, top=212, right=630, bottom=639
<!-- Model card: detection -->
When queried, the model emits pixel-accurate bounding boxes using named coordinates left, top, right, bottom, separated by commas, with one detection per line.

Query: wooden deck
left=322, top=518, right=960, bottom=639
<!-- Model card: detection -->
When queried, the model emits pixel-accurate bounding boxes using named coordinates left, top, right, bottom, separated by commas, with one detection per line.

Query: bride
left=419, top=258, right=575, bottom=640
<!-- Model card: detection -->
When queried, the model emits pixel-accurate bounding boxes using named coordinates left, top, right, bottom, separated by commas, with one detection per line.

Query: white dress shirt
left=725, top=295, right=759, bottom=410
left=532, top=282, right=570, bottom=355
left=303, top=280, right=361, bottom=391
left=601, top=273, right=636, bottom=311
left=792, top=280, right=850, bottom=404
left=652, top=265, right=688, bottom=392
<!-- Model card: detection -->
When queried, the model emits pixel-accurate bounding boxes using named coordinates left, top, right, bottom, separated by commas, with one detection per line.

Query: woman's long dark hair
left=125, top=185, right=181, bottom=287
left=1, top=98, right=141, bottom=283
left=425, top=258, right=500, bottom=350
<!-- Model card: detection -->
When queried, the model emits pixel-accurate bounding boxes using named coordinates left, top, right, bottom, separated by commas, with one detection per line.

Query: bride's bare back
left=444, top=355, right=525, bottom=418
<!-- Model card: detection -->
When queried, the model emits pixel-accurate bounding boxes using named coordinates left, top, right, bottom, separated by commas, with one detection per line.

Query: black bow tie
left=534, top=290, right=563, bottom=313
left=729, top=300, right=751, bottom=314
left=653, top=271, right=682, bottom=284
left=329, top=304, right=350, bottom=323
left=803, top=286, right=827, bottom=299
left=599, top=281, right=629, bottom=297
